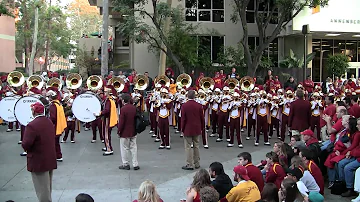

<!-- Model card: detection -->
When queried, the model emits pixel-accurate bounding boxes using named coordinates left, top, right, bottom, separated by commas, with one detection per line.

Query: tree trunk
left=100, top=0, right=109, bottom=76
left=29, top=7, right=39, bottom=76
left=44, top=0, right=51, bottom=72
left=23, top=0, right=30, bottom=73
left=167, top=50, right=185, bottom=73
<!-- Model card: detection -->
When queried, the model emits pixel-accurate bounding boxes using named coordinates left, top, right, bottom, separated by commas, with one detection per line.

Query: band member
left=197, top=89, right=209, bottom=148
left=255, top=90, right=270, bottom=146
left=210, top=88, right=221, bottom=137
left=213, top=72, right=223, bottom=89
left=217, top=86, right=231, bottom=142
left=95, top=85, right=118, bottom=156
left=132, top=87, right=143, bottom=111
left=228, top=91, right=243, bottom=148
left=280, top=89, right=293, bottom=141
left=304, top=75, right=314, bottom=96
left=48, top=90, right=67, bottom=162
left=273, top=76, right=282, bottom=91
left=269, top=96, right=281, bottom=139
left=246, top=93, right=257, bottom=140
left=62, top=95, right=76, bottom=143
left=310, top=92, right=323, bottom=140
left=148, top=84, right=161, bottom=136
left=156, top=88, right=173, bottom=149
left=174, top=87, right=186, bottom=134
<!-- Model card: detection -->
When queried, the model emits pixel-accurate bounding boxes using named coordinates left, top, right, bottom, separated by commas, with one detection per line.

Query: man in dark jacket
left=289, top=89, right=311, bottom=136
left=22, top=102, right=57, bottom=202
left=284, top=76, right=297, bottom=91
left=209, top=162, right=233, bottom=199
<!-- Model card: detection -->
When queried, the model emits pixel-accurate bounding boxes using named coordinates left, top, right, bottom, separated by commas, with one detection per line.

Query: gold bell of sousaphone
left=240, top=76, right=255, bottom=92
left=46, top=77, right=63, bottom=90
left=224, top=78, right=239, bottom=91
left=27, top=75, right=44, bottom=90
left=7, top=71, right=25, bottom=87
left=86, top=75, right=103, bottom=91
left=176, top=73, right=192, bottom=89
left=134, top=75, right=149, bottom=91
left=154, top=75, right=170, bottom=87
left=199, top=77, right=215, bottom=91
left=108, top=76, right=125, bottom=92
left=66, top=73, right=82, bottom=90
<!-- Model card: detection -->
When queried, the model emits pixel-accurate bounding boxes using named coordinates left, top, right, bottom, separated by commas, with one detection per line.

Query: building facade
left=0, top=15, right=16, bottom=73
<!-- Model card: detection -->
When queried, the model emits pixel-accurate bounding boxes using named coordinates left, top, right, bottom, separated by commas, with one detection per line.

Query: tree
left=114, top=0, right=188, bottom=73
left=29, top=4, right=39, bottom=75
left=0, top=1, right=14, bottom=17
left=232, top=0, right=329, bottom=76
left=67, top=0, right=102, bottom=41
left=326, top=54, right=350, bottom=77
left=75, top=46, right=100, bottom=81
left=279, top=49, right=316, bottom=68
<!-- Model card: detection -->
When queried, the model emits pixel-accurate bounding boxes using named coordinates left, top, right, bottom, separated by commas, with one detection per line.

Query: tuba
left=47, top=77, right=62, bottom=90
left=27, top=75, right=44, bottom=90
left=199, top=77, right=215, bottom=91
left=154, top=75, right=170, bottom=87
left=224, top=78, right=239, bottom=91
left=240, top=76, right=255, bottom=92
left=134, top=75, right=149, bottom=91
left=108, top=76, right=125, bottom=92
left=66, top=73, right=82, bottom=89
left=86, top=75, right=103, bottom=91
left=7, top=71, right=25, bottom=87
left=176, top=73, right=192, bottom=89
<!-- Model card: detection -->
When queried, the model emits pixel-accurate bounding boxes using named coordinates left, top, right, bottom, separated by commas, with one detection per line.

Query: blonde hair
left=138, top=180, right=161, bottom=202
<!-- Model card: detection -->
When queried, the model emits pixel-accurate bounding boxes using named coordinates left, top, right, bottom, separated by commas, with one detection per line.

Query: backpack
left=135, top=109, right=149, bottom=134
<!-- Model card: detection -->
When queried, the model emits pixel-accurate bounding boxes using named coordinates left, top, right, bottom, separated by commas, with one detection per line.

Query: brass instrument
left=199, top=77, right=215, bottom=91
left=134, top=75, right=149, bottom=91
left=224, top=78, right=239, bottom=91
left=154, top=75, right=170, bottom=87
left=108, top=76, right=125, bottom=92
left=66, top=73, right=82, bottom=90
left=198, top=92, right=206, bottom=100
left=287, top=93, right=294, bottom=99
left=7, top=71, right=25, bottom=87
left=86, top=75, right=103, bottom=91
left=176, top=73, right=192, bottom=89
left=46, top=77, right=62, bottom=90
left=239, top=76, right=255, bottom=92
left=27, top=75, right=44, bottom=90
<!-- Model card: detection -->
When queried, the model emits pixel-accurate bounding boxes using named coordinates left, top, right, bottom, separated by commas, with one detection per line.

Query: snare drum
left=72, top=92, right=102, bottom=122
left=0, top=96, right=20, bottom=122
left=14, top=96, right=45, bottom=126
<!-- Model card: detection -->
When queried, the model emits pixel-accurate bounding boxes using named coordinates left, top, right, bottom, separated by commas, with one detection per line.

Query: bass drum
left=14, top=96, right=45, bottom=126
left=72, top=92, right=102, bottom=123
left=0, top=96, right=20, bottom=122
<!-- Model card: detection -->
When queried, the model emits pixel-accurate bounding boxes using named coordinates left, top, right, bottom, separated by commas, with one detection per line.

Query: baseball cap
left=233, top=165, right=250, bottom=181
left=286, top=167, right=304, bottom=180
left=31, top=102, right=44, bottom=114
left=301, top=129, right=314, bottom=137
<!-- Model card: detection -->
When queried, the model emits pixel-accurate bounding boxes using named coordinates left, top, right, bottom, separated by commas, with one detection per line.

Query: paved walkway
left=0, top=125, right=353, bottom=201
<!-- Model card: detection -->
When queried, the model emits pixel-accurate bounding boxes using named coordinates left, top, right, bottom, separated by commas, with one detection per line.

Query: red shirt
left=320, top=104, right=336, bottom=128
left=213, top=76, right=223, bottom=89
left=245, top=163, right=264, bottom=192
left=304, top=79, right=314, bottom=93
left=331, top=118, right=344, bottom=142
left=349, top=103, right=360, bottom=118
left=265, top=163, right=286, bottom=189
left=307, top=160, right=324, bottom=195
left=273, top=80, right=281, bottom=91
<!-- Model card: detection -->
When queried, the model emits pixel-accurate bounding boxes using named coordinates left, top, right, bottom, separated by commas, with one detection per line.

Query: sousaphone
left=27, top=75, right=45, bottom=90
left=176, top=73, right=192, bottom=89
left=108, top=76, right=125, bottom=92
left=224, top=78, right=239, bottom=90
left=133, top=75, right=149, bottom=91
left=7, top=71, right=25, bottom=87
left=199, top=77, right=215, bottom=91
left=86, top=75, right=103, bottom=91
left=46, top=77, right=62, bottom=90
left=239, top=76, right=255, bottom=92
left=154, top=75, right=170, bottom=87
left=66, top=73, right=82, bottom=89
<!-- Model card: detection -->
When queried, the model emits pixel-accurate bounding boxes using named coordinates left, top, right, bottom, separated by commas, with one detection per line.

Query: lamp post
left=302, top=24, right=310, bottom=82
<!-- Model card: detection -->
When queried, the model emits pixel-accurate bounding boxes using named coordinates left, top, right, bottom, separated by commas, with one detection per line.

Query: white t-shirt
left=297, top=181, right=309, bottom=197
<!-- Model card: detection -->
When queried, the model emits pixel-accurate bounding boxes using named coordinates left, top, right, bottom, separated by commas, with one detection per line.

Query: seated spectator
left=321, top=106, right=347, bottom=151
left=208, top=162, right=233, bottom=199
left=259, top=183, right=279, bottom=202
left=286, top=167, right=310, bottom=197
left=263, top=151, right=286, bottom=189
left=237, top=152, right=264, bottom=192
left=199, top=186, right=219, bottom=202
left=352, top=167, right=360, bottom=202
left=278, top=178, right=307, bottom=202
left=76, top=193, right=94, bottom=202
left=289, top=135, right=306, bottom=155
left=220, top=165, right=261, bottom=202
left=301, top=129, right=321, bottom=164
left=185, top=169, right=212, bottom=202
left=348, top=95, right=360, bottom=118
left=133, top=180, right=163, bottom=202
left=299, top=148, right=324, bottom=195
left=273, top=141, right=289, bottom=167
left=290, top=155, right=320, bottom=193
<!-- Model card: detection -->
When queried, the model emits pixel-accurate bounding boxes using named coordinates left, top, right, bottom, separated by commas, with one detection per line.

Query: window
left=185, top=0, right=224, bottom=22
left=248, top=36, right=278, bottom=66
left=197, top=35, right=224, bottom=62
left=246, top=0, right=278, bottom=24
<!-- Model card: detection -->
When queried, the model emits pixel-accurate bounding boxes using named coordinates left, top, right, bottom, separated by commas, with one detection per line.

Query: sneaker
left=101, top=140, right=105, bottom=143
left=7, top=129, right=12, bottom=132
left=210, top=133, right=216, bottom=137
left=318, top=140, right=322, bottom=143
left=191, top=144, right=193, bottom=148
left=205, top=129, right=209, bottom=132
left=91, top=140, right=96, bottom=143
left=204, top=145, right=209, bottom=149
left=182, top=165, right=194, bottom=170
left=102, top=147, right=107, bottom=151
left=71, top=141, right=75, bottom=143
left=180, top=134, right=183, bottom=137
left=238, top=144, right=243, bottom=148
left=216, top=138, right=223, bottom=142
left=246, top=137, right=250, bottom=140
left=255, top=142, right=259, bottom=146
left=16, top=128, right=21, bottom=131
left=166, top=146, right=171, bottom=150
left=18, top=141, right=22, bottom=144
left=227, top=144, right=234, bottom=147
left=61, top=140, right=65, bottom=143
left=57, top=158, right=63, bottom=162
left=134, top=166, right=140, bottom=170
left=149, top=130, right=154, bottom=134
left=241, top=129, right=245, bottom=132
left=264, top=142, right=271, bottom=146
left=328, top=181, right=334, bottom=189
left=119, top=165, right=130, bottom=170
left=269, top=136, right=272, bottom=139
left=226, top=139, right=231, bottom=142
left=20, top=151, right=27, bottom=156
left=175, top=130, right=180, bottom=133
left=151, top=134, right=156, bottom=137
left=159, top=145, right=165, bottom=149
left=155, top=138, right=161, bottom=142
left=103, top=151, right=114, bottom=156
left=84, top=128, right=90, bottom=131
left=352, top=194, right=360, bottom=202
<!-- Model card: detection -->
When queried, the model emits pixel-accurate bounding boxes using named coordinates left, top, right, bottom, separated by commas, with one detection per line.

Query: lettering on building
left=330, top=19, right=360, bottom=24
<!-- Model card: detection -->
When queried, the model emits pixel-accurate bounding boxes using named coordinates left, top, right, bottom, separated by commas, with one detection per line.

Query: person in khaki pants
left=181, top=90, right=205, bottom=170
left=118, top=93, right=139, bottom=170
left=22, top=102, right=57, bottom=202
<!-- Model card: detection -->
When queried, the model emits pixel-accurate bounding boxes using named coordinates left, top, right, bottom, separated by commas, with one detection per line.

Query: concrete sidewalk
left=0, top=125, right=353, bottom=201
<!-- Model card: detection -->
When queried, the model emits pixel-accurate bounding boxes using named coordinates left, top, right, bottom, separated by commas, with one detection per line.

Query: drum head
left=72, top=93, right=101, bottom=122
left=14, top=96, right=44, bottom=126
left=0, top=97, right=19, bottom=122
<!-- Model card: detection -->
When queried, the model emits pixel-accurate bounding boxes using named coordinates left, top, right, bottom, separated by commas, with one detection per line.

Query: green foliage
left=113, top=60, right=130, bottom=69
left=0, top=1, right=14, bottom=17
left=326, top=54, right=350, bottom=77
left=279, top=49, right=316, bottom=68
left=74, top=48, right=99, bottom=73
left=217, top=43, right=245, bottom=74
left=259, top=56, right=274, bottom=70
